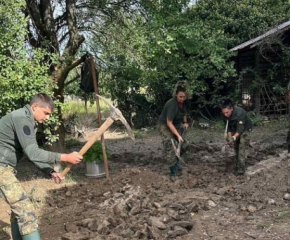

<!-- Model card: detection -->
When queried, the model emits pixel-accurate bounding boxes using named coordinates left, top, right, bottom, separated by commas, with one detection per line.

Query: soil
left=1, top=120, right=290, bottom=240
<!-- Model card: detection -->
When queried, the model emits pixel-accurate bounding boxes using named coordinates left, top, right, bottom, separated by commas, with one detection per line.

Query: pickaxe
left=171, top=128, right=187, bottom=166
left=60, top=94, right=135, bottom=177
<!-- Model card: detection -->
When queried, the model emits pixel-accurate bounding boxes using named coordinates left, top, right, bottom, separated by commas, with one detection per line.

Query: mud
left=1, top=121, right=290, bottom=240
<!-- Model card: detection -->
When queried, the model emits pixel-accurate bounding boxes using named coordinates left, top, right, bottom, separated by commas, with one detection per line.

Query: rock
left=170, top=221, right=194, bottom=230
left=86, top=219, right=98, bottom=232
left=113, top=203, right=127, bottom=217
left=120, top=229, right=134, bottom=238
left=216, top=188, right=226, bottom=195
left=148, top=217, right=167, bottom=230
left=161, top=215, right=171, bottom=224
left=267, top=199, right=275, bottom=205
left=65, top=191, right=72, bottom=197
left=187, top=203, right=199, bottom=213
left=141, top=197, right=150, bottom=208
left=168, top=203, right=185, bottom=210
left=247, top=205, right=257, bottom=213
left=167, top=226, right=188, bottom=238
left=130, top=205, right=141, bottom=215
left=64, top=222, right=78, bottom=233
left=284, top=193, right=290, bottom=200
left=61, top=232, right=90, bottom=240
left=152, top=202, right=161, bottom=208
left=167, top=208, right=181, bottom=220
left=240, top=205, right=247, bottom=211
left=103, top=191, right=111, bottom=197
left=113, top=193, right=124, bottom=198
left=83, top=202, right=96, bottom=209
left=134, top=230, right=146, bottom=239
left=79, top=218, right=94, bottom=228
left=207, top=200, right=217, bottom=208
left=188, top=179, right=198, bottom=188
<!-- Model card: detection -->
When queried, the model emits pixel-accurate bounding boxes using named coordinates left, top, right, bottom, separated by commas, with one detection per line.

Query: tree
left=0, top=0, right=56, bottom=115
left=23, top=0, right=143, bottom=144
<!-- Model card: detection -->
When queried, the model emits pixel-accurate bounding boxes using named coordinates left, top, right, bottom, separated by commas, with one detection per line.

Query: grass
left=63, top=99, right=110, bottom=116
left=63, top=99, right=113, bottom=130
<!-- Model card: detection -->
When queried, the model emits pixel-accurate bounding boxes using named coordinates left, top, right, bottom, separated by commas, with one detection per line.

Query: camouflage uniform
left=233, top=132, right=251, bottom=173
left=224, top=106, right=252, bottom=174
left=157, top=97, right=188, bottom=175
left=0, top=105, right=61, bottom=236
left=158, top=124, right=186, bottom=166
left=286, top=128, right=290, bottom=153
left=0, top=166, right=38, bottom=235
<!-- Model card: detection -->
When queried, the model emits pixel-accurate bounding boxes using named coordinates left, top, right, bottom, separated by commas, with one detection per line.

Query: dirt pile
left=1, top=122, right=290, bottom=240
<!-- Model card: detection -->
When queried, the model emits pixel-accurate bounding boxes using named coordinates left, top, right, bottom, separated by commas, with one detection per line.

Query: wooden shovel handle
left=60, top=117, right=114, bottom=177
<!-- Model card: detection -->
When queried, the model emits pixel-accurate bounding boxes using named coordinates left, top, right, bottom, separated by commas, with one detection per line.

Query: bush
left=83, top=142, right=110, bottom=163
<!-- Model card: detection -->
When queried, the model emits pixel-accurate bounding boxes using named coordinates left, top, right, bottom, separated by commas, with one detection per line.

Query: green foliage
left=0, top=0, right=56, bottom=114
left=0, top=0, right=60, bottom=144
left=213, top=119, right=226, bottom=132
left=193, top=0, right=290, bottom=48
left=65, top=138, right=83, bottom=148
left=247, top=111, right=265, bottom=126
left=83, top=142, right=111, bottom=163
left=87, top=0, right=290, bottom=125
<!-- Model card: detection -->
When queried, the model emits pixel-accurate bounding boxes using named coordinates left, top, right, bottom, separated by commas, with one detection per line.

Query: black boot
left=176, top=158, right=183, bottom=171
left=170, top=164, right=177, bottom=176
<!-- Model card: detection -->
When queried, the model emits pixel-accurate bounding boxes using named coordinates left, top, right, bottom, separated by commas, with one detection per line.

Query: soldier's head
left=173, top=81, right=189, bottom=104
left=221, top=99, right=234, bottom=118
left=30, top=93, right=54, bottom=123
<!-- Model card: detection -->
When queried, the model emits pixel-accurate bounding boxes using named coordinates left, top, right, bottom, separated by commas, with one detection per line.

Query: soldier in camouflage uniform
left=0, top=93, right=82, bottom=240
left=221, top=99, right=252, bottom=175
left=157, top=82, right=189, bottom=178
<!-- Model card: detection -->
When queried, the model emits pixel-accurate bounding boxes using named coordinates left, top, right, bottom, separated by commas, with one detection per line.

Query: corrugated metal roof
left=230, top=20, right=290, bottom=52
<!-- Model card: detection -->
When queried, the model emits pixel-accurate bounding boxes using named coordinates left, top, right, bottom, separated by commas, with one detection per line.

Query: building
left=230, top=20, right=290, bottom=116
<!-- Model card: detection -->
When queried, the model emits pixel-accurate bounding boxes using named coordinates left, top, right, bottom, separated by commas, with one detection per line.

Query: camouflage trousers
left=233, top=132, right=251, bottom=173
left=0, top=166, right=38, bottom=235
left=286, top=126, right=290, bottom=152
left=158, top=124, right=187, bottom=166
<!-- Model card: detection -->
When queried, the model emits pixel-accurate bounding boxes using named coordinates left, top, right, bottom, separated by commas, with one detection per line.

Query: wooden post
left=89, top=56, right=110, bottom=178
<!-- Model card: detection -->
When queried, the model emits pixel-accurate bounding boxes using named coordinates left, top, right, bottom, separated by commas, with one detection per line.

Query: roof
left=230, top=20, right=290, bottom=51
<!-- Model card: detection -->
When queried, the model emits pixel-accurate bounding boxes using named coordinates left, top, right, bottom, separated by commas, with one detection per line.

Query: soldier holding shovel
left=221, top=99, right=252, bottom=175
left=0, top=93, right=82, bottom=240
left=157, top=81, right=189, bottom=179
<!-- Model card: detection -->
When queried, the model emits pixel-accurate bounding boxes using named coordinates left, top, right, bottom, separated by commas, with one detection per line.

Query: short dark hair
left=30, top=93, right=54, bottom=110
left=221, top=99, right=234, bottom=109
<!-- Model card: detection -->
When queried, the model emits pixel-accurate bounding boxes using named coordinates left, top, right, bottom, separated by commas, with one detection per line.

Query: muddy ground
left=1, top=120, right=290, bottom=240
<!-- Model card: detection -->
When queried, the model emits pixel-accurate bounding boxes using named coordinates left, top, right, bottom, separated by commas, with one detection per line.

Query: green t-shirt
left=158, top=97, right=187, bottom=127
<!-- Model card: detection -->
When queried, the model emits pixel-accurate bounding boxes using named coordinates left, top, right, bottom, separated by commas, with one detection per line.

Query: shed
left=230, top=20, right=290, bottom=117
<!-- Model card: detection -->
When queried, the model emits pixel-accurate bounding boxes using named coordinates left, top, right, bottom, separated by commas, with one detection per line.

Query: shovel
left=171, top=128, right=187, bottom=166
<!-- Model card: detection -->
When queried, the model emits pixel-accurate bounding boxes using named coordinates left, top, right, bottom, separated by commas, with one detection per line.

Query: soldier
left=0, top=93, right=82, bottom=240
left=157, top=81, right=189, bottom=178
left=221, top=99, right=252, bottom=175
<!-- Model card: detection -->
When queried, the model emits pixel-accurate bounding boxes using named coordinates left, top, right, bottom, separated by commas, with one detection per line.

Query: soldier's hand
left=51, top=172, right=64, bottom=184
left=183, top=122, right=189, bottom=129
left=226, top=136, right=236, bottom=143
left=61, top=152, right=83, bottom=165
